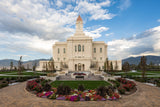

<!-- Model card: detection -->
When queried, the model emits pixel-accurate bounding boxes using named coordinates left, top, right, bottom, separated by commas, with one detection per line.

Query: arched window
left=78, top=44, right=81, bottom=52
left=82, top=45, right=84, bottom=52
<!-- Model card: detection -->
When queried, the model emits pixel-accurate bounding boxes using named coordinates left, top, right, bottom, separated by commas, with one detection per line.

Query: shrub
left=56, top=84, right=64, bottom=95
left=64, top=85, right=71, bottom=95
left=156, top=81, right=160, bottom=87
left=123, top=84, right=132, bottom=91
left=106, top=86, right=114, bottom=96
left=78, top=84, right=85, bottom=92
left=43, top=83, right=51, bottom=91
left=118, top=87, right=125, bottom=94
left=56, top=84, right=71, bottom=95
left=26, top=80, right=42, bottom=92
left=41, top=80, right=48, bottom=87
left=0, top=83, right=8, bottom=88
left=2, top=81, right=7, bottom=83
left=96, top=86, right=106, bottom=97
left=110, top=80, right=120, bottom=88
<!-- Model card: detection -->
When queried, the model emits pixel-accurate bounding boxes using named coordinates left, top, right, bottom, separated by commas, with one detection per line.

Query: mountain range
left=0, top=55, right=160, bottom=69
left=0, top=59, right=49, bottom=69
left=122, top=55, right=160, bottom=65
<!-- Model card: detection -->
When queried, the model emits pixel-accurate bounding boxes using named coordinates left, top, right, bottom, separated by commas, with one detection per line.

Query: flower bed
left=116, top=78, right=136, bottom=94
left=26, top=78, right=121, bottom=101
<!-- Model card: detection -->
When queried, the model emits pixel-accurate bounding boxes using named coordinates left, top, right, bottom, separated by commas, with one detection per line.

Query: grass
left=50, top=80, right=111, bottom=90
left=0, top=71, right=47, bottom=76
left=0, top=71, right=20, bottom=74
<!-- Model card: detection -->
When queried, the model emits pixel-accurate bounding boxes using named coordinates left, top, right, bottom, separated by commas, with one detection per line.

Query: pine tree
left=10, top=61, right=13, bottom=71
left=140, top=56, right=147, bottom=78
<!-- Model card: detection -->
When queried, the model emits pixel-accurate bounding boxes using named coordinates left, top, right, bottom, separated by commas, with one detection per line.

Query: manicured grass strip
left=6, top=72, right=46, bottom=76
left=51, top=81, right=111, bottom=90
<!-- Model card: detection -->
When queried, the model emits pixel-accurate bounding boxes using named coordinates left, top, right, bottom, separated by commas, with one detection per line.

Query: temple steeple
left=75, top=15, right=83, bottom=35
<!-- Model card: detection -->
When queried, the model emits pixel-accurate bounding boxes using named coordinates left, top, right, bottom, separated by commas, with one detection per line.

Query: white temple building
left=36, top=15, right=122, bottom=71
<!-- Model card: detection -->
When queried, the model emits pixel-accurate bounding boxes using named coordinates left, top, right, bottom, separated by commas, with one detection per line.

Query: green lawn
left=114, top=70, right=160, bottom=78
left=0, top=71, right=20, bottom=74
left=50, top=81, right=111, bottom=90
left=1, top=71, right=47, bottom=76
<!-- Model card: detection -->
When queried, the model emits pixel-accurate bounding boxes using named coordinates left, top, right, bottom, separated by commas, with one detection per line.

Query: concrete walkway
left=0, top=81, right=160, bottom=107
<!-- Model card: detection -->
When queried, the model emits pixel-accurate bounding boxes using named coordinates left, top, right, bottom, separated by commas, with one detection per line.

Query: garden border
left=24, top=79, right=139, bottom=102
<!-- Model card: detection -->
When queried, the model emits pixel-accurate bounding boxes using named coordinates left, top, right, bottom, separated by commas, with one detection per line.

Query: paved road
left=0, top=81, right=160, bottom=107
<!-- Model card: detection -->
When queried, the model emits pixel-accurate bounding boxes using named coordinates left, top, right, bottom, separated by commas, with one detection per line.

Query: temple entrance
left=78, top=63, right=81, bottom=71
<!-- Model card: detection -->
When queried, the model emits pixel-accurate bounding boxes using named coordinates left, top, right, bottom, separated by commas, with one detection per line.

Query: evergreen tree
left=122, top=61, right=130, bottom=76
left=115, top=60, right=118, bottom=70
left=18, top=56, right=22, bottom=75
left=140, top=56, right=147, bottom=78
left=10, top=61, right=13, bottom=71
left=110, top=62, right=113, bottom=71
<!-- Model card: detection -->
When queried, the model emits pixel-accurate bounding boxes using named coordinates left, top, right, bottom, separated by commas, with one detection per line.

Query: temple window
left=100, top=48, right=102, bottom=53
left=94, top=48, right=96, bottom=53
left=58, top=48, right=60, bottom=54
left=78, top=44, right=81, bottom=52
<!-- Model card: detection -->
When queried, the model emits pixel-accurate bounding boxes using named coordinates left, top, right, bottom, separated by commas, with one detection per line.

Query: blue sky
left=0, top=0, right=160, bottom=61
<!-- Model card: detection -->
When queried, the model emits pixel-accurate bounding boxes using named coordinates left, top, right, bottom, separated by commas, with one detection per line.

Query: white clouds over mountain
left=108, top=26, right=160, bottom=60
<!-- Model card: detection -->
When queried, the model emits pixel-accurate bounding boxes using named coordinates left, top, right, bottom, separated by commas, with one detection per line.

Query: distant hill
left=0, top=59, right=49, bottom=69
left=122, top=55, right=160, bottom=65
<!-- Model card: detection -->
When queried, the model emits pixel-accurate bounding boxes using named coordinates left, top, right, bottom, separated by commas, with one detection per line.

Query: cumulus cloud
left=0, top=0, right=116, bottom=60
left=108, top=26, right=160, bottom=60
left=85, top=27, right=109, bottom=39
left=56, top=1, right=63, bottom=8
left=0, top=0, right=77, bottom=40
left=157, top=19, right=160, bottom=22
left=75, top=0, right=115, bottom=20
left=0, top=32, right=57, bottom=54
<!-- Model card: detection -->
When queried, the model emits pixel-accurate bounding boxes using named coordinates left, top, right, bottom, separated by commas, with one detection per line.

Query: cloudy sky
left=0, top=0, right=160, bottom=61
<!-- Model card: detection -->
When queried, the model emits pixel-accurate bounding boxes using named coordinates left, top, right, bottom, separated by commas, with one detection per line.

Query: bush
left=56, top=84, right=71, bottom=95
left=64, top=85, right=71, bottom=95
left=0, top=83, right=8, bottom=88
left=56, top=84, right=64, bottom=95
left=118, top=87, right=125, bottom=94
left=110, top=80, right=120, bottom=88
left=106, top=86, right=115, bottom=96
left=41, top=80, right=48, bottom=87
left=156, top=81, right=160, bottom=87
left=2, top=81, right=7, bottom=83
left=78, top=84, right=85, bottom=92
left=26, top=80, right=42, bottom=92
left=43, top=83, right=51, bottom=91
left=123, top=84, right=131, bottom=91
left=96, top=86, right=106, bottom=97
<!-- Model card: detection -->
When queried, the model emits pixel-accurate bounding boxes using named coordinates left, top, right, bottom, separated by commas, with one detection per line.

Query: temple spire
left=77, top=15, right=83, bottom=22
left=75, top=15, right=83, bottom=35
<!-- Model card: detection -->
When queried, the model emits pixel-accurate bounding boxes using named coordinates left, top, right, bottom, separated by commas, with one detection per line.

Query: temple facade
left=37, top=15, right=122, bottom=71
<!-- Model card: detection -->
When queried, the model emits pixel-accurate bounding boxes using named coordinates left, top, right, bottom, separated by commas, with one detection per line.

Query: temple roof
left=77, top=15, right=83, bottom=21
